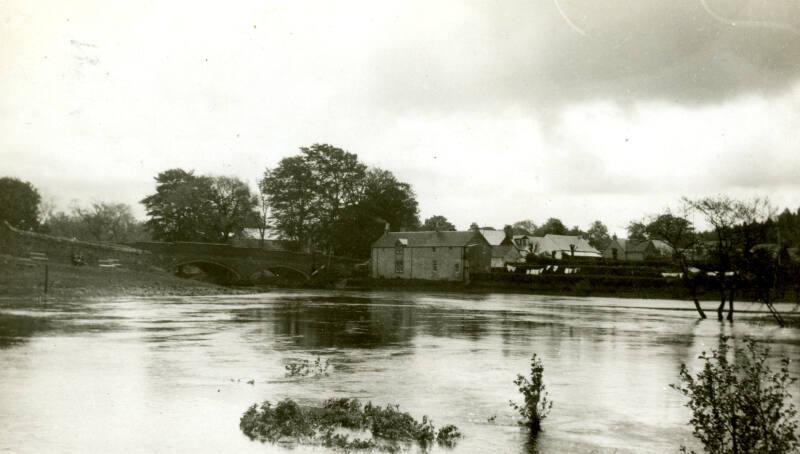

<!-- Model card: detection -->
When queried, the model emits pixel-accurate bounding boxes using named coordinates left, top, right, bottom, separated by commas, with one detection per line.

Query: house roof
left=372, top=231, right=488, bottom=248
left=614, top=238, right=628, bottom=251
left=478, top=229, right=509, bottom=246
left=542, top=234, right=599, bottom=253
left=626, top=240, right=652, bottom=253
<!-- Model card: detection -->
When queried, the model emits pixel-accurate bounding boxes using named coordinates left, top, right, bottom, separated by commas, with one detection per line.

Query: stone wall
left=0, top=222, right=155, bottom=270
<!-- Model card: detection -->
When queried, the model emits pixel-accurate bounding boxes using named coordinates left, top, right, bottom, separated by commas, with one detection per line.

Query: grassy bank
left=0, top=254, right=240, bottom=298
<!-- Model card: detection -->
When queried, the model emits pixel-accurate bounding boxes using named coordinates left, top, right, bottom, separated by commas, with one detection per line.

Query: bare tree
left=685, top=196, right=774, bottom=321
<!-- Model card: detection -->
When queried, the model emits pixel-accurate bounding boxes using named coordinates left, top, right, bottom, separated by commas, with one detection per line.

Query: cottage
left=529, top=234, right=601, bottom=259
left=603, top=238, right=673, bottom=261
left=478, top=229, right=525, bottom=267
left=371, top=231, right=491, bottom=281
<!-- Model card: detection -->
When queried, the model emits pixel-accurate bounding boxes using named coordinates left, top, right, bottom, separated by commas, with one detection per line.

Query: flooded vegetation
left=0, top=291, right=798, bottom=453
left=240, top=397, right=461, bottom=451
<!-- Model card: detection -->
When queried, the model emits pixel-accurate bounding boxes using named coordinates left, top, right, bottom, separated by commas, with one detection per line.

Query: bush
left=240, top=397, right=461, bottom=450
left=284, top=356, right=331, bottom=378
left=509, top=353, right=552, bottom=436
left=671, top=337, right=799, bottom=454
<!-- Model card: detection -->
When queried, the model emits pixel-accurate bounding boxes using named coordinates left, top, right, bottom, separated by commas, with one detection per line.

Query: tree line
left=3, top=144, right=800, bottom=263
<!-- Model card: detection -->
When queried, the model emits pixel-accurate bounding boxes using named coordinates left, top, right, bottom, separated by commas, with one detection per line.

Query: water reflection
left=0, top=313, right=50, bottom=348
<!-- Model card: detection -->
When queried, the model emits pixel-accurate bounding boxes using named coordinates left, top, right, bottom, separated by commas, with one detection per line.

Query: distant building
left=478, top=229, right=525, bottom=267
left=529, top=234, right=601, bottom=259
left=490, top=244, right=522, bottom=268
left=603, top=238, right=673, bottom=261
left=512, top=234, right=533, bottom=252
left=371, top=230, right=492, bottom=281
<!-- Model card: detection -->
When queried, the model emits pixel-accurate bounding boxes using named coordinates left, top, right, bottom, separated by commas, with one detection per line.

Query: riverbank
left=0, top=254, right=240, bottom=299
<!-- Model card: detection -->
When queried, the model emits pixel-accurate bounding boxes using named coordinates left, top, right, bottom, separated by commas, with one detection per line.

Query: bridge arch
left=175, top=260, right=242, bottom=282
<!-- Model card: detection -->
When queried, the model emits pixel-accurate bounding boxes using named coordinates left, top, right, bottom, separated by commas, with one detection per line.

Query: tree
left=208, top=176, right=258, bottom=243
left=261, top=144, right=367, bottom=252
left=586, top=220, right=611, bottom=250
left=512, top=220, right=537, bottom=236
left=329, top=168, right=420, bottom=257
left=261, top=157, right=316, bottom=249
left=534, top=218, right=567, bottom=236
left=645, top=209, right=707, bottom=319
left=141, top=169, right=217, bottom=242
left=76, top=202, right=139, bottom=242
left=43, top=202, right=149, bottom=242
left=301, top=144, right=367, bottom=252
left=0, top=177, right=41, bottom=230
left=421, top=215, right=456, bottom=231
left=141, top=169, right=254, bottom=243
left=504, top=225, right=514, bottom=241
left=685, top=196, right=774, bottom=321
left=627, top=221, right=648, bottom=241
left=671, top=337, right=799, bottom=454
left=253, top=176, right=272, bottom=248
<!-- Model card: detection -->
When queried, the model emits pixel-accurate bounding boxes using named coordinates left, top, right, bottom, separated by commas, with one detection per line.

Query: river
left=1, top=291, right=798, bottom=453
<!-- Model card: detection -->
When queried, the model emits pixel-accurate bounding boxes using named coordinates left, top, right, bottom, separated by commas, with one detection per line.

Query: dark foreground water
left=1, top=291, right=798, bottom=453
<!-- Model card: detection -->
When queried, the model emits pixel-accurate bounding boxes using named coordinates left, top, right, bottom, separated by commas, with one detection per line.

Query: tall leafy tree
left=420, top=215, right=456, bottom=231
left=627, top=221, right=648, bottom=241
left=261, top=157, right=318, bottom=249
left=141, top=169, right=214, bottom=242
left=534, top=218, right=567, bottom=236
left=208, top=176, right=258, bottom=242
left=0, top=177, right=41, bottom=230
left=141, top=169, right=255, bottom=243
left=302, top=144, right=367, bottom=251
left=512, top=220, right=537, bottom=235
left=586, top=220, right=611, bottom=250
left=330, top=168, right=420, bottom=257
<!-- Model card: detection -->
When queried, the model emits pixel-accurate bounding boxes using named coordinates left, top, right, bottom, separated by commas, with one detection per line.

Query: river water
left=1, top=291, right=798, bottom=453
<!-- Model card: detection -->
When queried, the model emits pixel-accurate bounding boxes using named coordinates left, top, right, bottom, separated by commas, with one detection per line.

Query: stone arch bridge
left=130, top=241, right=361, bottom=282
left=0, top=222, right=360, bottom=283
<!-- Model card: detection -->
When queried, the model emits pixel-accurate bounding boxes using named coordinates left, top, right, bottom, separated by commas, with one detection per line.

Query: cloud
left=365, top=0, right=800, bottom=113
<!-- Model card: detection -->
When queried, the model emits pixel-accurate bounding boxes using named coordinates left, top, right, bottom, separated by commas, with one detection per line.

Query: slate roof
left=478, top=229, right=509, bottom=246
left=542, top=234, right=599, bottom=254
left=372, top=231, right=487, bottom=248
left=626, top=240, right=651, bottom=253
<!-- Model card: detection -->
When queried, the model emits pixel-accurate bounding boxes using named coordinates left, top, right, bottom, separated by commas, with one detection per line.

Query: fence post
left=44, top=264, right=49, bottom=294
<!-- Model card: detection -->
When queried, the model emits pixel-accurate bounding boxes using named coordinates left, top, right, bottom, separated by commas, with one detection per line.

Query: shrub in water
left=436, top=424, right=462, bottom=447
left=284, top=356, right=331, bottom=378
left=240, top=397, right=461, bottom=451
left=240, top=399, right=316, bottom=442
left=671, top=337, right=799, bottom=454
left=509, top=353, right=552, bottom=436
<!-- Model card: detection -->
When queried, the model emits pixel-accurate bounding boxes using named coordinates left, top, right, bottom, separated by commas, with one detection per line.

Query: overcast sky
left=2, top=0, right=799, bottom=235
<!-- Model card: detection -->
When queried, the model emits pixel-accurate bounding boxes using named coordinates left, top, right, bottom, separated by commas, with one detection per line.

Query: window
left=432, top=260, right=438, bottom=272
left=454, top=263, right=460, bottom=272
left=432, top=247, right=436, bottom=252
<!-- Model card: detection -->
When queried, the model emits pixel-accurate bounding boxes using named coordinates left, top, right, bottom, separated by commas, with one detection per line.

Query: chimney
left=384, top=222, right=390, bottom=233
